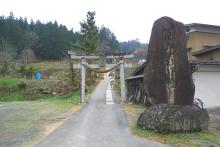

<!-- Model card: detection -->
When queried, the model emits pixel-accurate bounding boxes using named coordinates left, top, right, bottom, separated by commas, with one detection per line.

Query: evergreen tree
left=0, top=12, right=123, bottom=60
left=79, top=11, right=99, bottom=53
left=0, top=13, right=82, bottom=60
left=99, top=26, right=120, bottom=53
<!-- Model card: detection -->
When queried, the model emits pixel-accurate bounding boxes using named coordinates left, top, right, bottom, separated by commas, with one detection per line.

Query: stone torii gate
left=68, top=51, right=134, bottom=103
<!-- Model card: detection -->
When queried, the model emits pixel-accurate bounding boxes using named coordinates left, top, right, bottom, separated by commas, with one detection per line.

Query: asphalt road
left=37, top=74, right=168, bottom=147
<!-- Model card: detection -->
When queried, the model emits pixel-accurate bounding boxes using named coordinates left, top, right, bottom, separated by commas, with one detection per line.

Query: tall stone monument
left=137, top=17, right=209, bottom=132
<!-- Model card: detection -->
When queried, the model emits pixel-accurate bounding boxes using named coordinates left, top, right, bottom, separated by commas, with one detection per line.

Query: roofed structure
left=185, top=23, right=220, bottom=61
left=185, top=23, right=220, bottom=34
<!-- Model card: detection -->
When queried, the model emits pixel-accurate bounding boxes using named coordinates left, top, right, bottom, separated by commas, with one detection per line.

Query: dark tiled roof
left=185, top=23, right=220, bottom=30
left=125, top=74, right=144, bottom=80
left=192, top=44, right=220, bottom=56
left=190, top=60, right=220, bottom=65
left=185, top=23, right=220, bottom=34
left=132, top=62, right=146, bottom=76
left=126, top=60, right=220, bottom=81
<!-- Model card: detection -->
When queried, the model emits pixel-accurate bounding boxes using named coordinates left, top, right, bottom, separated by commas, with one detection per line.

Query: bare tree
left=22, top=48, right=36, bottom=64
left=0, top=38, right=12, bottom=75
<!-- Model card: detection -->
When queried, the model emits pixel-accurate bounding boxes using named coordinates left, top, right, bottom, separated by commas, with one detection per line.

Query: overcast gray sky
left=0, top=0, right=220, bottom=43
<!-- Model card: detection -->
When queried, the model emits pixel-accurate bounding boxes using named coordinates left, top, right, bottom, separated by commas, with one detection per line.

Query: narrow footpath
left=37, top=74, right=169, bottom=147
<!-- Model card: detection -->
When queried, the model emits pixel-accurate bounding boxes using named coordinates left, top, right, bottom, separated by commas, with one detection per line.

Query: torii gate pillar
left=68, top=50, right=134, bottom=104
left=120, top=60, right=126, bottom=103
left=80, top=58, right=86, bottom=103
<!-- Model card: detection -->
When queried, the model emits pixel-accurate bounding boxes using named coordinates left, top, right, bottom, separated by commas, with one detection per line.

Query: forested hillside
left=0, top=12, right=147, bottom=61
left=120, top=39, right=147, bottom=52
left=0, top=12, right=79, bottom=60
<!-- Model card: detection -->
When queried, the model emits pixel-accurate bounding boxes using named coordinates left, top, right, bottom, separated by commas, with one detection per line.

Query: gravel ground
left=0, top=101, right=79, bottom=147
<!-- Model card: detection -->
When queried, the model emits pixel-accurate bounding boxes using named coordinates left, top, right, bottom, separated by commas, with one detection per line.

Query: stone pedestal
left=137, top=104, right=209, bottom=133
left=139, top=16, right=209, bottom=133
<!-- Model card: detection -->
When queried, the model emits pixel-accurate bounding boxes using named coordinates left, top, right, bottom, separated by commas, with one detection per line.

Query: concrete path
left=37, top=74, right=168, bottom=147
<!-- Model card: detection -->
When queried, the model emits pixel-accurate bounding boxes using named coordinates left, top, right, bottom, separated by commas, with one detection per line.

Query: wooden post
left=80, top=58, right=86, bottom=103
left=69, top=60, right=74, bottom=82
left=120, top=60, right=126, bottom=103
left=100, top=53, right=105, bottom=67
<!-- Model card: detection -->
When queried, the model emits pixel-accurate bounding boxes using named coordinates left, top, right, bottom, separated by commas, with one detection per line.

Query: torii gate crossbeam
left=68, top=51, right=134, bottom=103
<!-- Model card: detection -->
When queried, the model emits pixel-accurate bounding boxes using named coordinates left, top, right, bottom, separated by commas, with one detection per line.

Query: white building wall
left=193, top=71, right=220, bottom=107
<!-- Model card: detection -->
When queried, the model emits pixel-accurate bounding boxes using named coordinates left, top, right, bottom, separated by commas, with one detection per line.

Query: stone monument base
left=137, top=104, right=209, bottom=133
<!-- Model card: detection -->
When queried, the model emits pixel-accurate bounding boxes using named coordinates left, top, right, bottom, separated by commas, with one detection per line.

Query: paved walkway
left=37, top=75, right=169, bottom=147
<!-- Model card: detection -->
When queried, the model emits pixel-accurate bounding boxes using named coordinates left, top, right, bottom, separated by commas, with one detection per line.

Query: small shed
left=126, top=61, right=220, bottom=107
left=126, top=63, right=147, bottom=105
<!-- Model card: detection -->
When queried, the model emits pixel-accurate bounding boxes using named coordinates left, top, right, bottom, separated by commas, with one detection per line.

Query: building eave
left=192, top=44, right=220, bottom=56
left=190, top=60, right=220, bottom=65
left=126, top=74, right=144, bottom=81
left=185, top=23, right=220, bottom=30
left=132, top=62, right=146, bottom=76
left=185, top=23, right=220, bottom=34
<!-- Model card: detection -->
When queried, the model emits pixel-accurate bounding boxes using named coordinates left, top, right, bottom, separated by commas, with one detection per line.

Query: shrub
left=17, top=65, right=27, bottom=78
left=26, top=66, right=36, bottom=79
left=17, top=65, right=37, bottom=79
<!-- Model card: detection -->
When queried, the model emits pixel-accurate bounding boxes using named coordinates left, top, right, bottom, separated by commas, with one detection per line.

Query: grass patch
left=42, top=92, right=80, bottom=105
left=0, top=77, right=20, bottom=89
left=30, top=61, right=67, bottom=70
left=0, top=91, right=23, bottom=101
left=0, top=74, right=77, bottom=101
left=123, top=103, right=220, bottom=147
left=133, top=127, right=220, bottom=147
